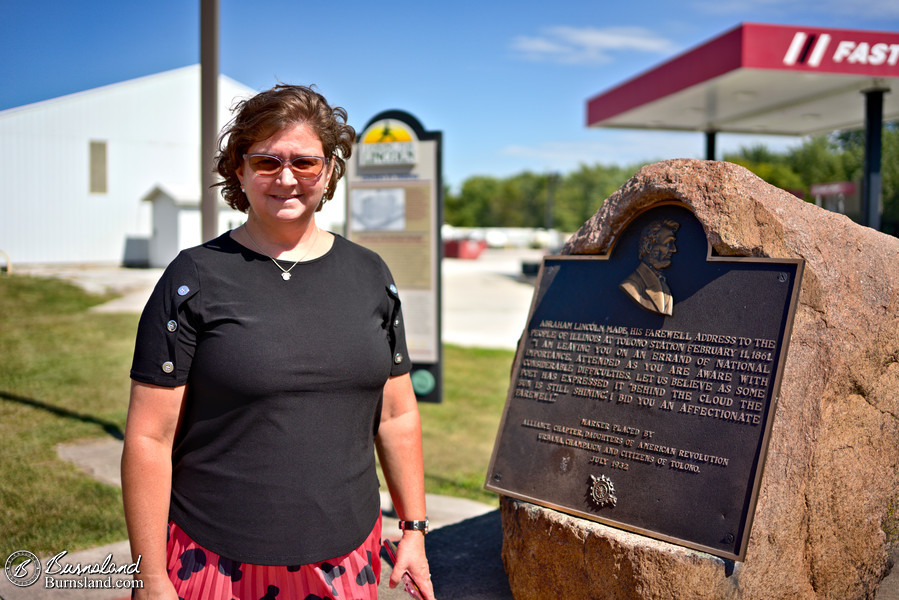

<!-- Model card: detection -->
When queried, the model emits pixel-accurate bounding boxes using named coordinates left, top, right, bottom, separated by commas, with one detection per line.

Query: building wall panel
left=0, top=66, right=253, bottom=264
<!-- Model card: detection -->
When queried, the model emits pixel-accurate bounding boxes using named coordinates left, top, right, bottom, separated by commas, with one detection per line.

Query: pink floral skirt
left=165, top=514, right=382, bottom=599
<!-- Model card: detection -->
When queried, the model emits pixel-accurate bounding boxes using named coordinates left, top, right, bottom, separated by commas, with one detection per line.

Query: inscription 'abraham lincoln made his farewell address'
left=486, top=203, right=803, bottom=561
left=519, top=321, right=774, bottom=472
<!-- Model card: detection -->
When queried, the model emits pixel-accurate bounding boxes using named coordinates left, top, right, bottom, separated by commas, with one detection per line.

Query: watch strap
left=398, top=518, right=429, bottom=534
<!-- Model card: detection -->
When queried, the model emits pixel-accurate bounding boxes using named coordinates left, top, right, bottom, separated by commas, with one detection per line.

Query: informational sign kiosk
left=346, top=111, right=443, bottom=402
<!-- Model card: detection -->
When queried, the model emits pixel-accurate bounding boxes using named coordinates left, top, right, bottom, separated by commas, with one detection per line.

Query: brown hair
left=214, top=84, right=356, bottom=212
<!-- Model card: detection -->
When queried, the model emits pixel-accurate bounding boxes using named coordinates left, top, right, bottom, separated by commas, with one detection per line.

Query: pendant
left=281, top=272, right=291, bottom=281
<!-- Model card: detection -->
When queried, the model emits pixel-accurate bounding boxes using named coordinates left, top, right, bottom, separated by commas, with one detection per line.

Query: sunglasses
left=243, top=154, right=328, bottom=179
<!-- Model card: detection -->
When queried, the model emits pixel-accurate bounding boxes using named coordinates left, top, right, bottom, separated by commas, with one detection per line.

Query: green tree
left=447, top=164, right=635, bottom=230
left=724, top=125, right=897, bottom=234
left=724, top=145, right=805, bottom=195
left=731, top=143, right=782, bottom=164
left=785, top=136, right=851, bottom=193
left=553, top=164, right=633, bottom=231
left=446, top=125, right=896, bottom=234
left=881, top=127, right=899, bottom=233
left=496, top=172, right=547, bottom=228
left=445, top=176, right=502, bottom=227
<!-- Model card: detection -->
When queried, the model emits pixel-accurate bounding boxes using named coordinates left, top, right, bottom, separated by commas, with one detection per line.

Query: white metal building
left=0, top=66, right=254, bottom=266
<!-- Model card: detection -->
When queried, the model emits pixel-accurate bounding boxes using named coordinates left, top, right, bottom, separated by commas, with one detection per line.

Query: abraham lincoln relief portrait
left=619, top=218, right=679, bottom=316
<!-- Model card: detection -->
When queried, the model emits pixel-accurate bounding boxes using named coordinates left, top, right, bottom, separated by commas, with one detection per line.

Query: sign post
left=346, top=111, right=443, bottom=402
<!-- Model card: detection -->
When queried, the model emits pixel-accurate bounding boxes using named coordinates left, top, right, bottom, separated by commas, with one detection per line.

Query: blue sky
left=2, top=0, right=897, bottom=190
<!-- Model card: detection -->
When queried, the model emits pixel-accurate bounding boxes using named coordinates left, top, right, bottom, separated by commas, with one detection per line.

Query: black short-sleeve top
left=130, top=232, right=411, bottom=565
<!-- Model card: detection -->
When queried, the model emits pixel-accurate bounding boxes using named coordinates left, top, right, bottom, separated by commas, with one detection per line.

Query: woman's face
left=236, top=122, right=333, bottom=226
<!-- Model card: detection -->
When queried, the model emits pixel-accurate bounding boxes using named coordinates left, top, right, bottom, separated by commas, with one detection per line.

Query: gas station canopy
left=586, top=23, right=899, bottom=230
left=587, top=23, right=898, bottom=136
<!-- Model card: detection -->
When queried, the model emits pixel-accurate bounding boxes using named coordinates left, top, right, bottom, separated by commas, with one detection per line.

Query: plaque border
left=485, top=201, right=804, bottom=561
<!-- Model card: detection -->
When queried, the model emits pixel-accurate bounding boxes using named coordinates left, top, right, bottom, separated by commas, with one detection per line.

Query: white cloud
left=511, top=26, right=677, bottom=65
left=510, top=35, right=570, bottom=55
left=548, top=26, right=677, bottom=54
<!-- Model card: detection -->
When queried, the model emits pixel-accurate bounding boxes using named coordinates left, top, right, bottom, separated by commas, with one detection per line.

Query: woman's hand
left=131, top=575, right=180, bottom=600
left=390, top=531, right=435, bottom=600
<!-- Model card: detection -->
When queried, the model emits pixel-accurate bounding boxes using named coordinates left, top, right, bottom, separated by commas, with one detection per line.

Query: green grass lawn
left=0, top=274, right=515, bottom=556
left=418, top=345, right=514, bottom=504
left=0, top=276, right=136, bottom=557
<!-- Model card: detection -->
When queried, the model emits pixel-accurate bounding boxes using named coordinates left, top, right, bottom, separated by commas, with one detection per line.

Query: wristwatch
left=398, top=518, right=430, bottom=534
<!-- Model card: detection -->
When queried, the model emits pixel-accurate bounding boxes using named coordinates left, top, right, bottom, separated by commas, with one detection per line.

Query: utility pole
left=200, top=0, right=219, bottom=242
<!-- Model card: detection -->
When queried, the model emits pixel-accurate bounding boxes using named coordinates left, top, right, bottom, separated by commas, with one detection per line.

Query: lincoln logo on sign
left=359, top=120, right=417, bottom=168
left=784, top=32, right=899, bottom=67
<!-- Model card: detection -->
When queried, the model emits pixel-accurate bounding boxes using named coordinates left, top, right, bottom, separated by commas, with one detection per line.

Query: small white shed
left=138, top=185, right=244, bottom=268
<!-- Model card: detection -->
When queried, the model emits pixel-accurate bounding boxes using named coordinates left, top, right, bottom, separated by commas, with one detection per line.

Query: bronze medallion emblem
left=589, top=474, right=617, bottom=509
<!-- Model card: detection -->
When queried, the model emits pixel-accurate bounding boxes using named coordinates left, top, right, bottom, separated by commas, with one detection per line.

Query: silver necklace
left=244, top=224, right=318, bottom=281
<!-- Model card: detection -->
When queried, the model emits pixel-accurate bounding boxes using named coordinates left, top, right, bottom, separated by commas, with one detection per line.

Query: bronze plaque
left=485, top=202, right=803, bottom=560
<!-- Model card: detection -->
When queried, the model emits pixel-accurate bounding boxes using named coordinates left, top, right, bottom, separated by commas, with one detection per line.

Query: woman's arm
left=375, top=373, right=436, bottom=600
left=121, top=380, right=186, bottom=599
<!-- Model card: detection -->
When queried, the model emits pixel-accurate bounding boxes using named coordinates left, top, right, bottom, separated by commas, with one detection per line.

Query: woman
left=122, top=84, right=435, bottom=600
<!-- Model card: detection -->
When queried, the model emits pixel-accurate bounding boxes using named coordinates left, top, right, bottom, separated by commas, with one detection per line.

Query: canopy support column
left=705, top=131, right=717, bottom=161
left=861, top=86, right=889, bottom=231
